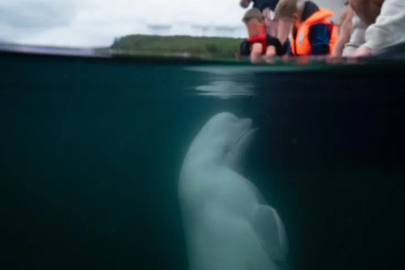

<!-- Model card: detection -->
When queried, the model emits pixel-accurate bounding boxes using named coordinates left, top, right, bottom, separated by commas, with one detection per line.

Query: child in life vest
left=240, top=0, right=280, bottom=33
left=240, top=0, right=291, bottom=46
left=240, top=8, right=288, bottom=61
left=274, top=0, right=338, bottom=56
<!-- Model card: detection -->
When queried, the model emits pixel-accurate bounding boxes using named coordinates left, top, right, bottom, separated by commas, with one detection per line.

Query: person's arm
left=308, top=24, right=330, bottom=55
left=342, top=14, right=367, bottom=56
left=265, top=45, right=276, bottom=56
left=277, top=20, right=291, bottom=45
left=262, top=7, right=270, bottom=18
left=250, top=43, right=263, bottom=61
left=362, top=0, right=405, bottom=53
left=332, top=7, right=355, bottom=57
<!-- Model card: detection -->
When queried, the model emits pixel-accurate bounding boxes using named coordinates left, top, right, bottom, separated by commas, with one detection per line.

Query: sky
left=0, top=0, right=344, bottom=48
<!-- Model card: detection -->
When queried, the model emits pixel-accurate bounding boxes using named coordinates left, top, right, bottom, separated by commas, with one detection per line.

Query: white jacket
left=343, top=0, right=405, bottom=56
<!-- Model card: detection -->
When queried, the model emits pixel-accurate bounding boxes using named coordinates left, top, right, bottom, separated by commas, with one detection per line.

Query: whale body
left=178, top=112, right=289, bottom=270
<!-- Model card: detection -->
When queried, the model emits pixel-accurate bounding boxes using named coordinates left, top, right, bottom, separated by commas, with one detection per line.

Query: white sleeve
left=342, top=14, right=367, bottom=57
left=364, top=0, right=405, bottom=53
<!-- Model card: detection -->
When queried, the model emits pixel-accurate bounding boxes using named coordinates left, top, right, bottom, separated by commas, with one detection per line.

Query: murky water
left=1, top=50, right=404, bottom=270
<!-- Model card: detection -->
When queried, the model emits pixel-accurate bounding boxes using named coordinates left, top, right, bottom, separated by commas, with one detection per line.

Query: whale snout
left=240, top=114, right=261, bottom=133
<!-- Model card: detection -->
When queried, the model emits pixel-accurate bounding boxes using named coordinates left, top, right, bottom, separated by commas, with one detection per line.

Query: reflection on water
left=187, top=66, right=276, bottom=75
left=196, top=81, right=254, bottom=99
left=189, top=66, right=256, bottom=99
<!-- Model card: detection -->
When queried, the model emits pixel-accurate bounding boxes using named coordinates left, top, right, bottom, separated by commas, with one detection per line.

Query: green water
left=0, top=51, right=404, bottom=270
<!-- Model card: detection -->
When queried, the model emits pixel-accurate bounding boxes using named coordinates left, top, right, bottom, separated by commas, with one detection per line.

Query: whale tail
left=252, top=205, right=289, bottom=264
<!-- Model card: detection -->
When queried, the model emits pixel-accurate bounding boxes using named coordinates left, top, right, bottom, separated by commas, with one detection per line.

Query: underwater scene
left=1, top=47, right=404, bottom=270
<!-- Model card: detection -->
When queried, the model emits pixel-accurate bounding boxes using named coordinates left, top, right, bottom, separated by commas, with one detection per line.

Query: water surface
left=1, top=49, right=404, bottom=270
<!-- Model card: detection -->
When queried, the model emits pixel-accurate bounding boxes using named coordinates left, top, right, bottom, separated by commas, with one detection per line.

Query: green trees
left=109, top=34, right=244, bottom=57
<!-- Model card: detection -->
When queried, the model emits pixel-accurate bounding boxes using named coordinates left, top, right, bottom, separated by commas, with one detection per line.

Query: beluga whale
left=178, top=112, right=290, bottom=270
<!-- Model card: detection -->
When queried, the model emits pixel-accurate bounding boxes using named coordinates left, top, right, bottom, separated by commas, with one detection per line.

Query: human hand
left=250, top=54, right=262, bottom=64
left=240, top=0, right=251, bottom=8
left=351, top=46, right=372, bottom=58
left=265, top=46, right=276, bottom=57
left=331, top=47, right=342, bottom=58
left=296, top=56, right=310, bottom=65
left=326, top=55, right=342, bottom=64
left=281, top=55, right=290, bottom=62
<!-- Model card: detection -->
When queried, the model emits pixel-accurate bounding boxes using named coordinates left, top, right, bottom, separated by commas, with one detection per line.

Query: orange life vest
left=289, top=8, right=338, bottom=56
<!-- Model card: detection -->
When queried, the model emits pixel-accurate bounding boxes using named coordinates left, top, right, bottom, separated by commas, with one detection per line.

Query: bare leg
left=266, top=19, right=279, bottom=37
left=277, top=20, right=292, bottom=45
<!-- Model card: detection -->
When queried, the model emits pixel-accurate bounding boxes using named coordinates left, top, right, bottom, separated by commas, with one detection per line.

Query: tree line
left=109, top=34, right=244, bottom=58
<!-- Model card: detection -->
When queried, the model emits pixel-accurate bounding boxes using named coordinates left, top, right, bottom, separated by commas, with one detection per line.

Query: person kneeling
left=240, top=8, right=288, bottom=62
left=274, top=0, right=338, bottom=57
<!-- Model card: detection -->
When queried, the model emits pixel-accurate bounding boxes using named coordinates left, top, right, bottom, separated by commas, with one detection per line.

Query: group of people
left=238, top=0, right=405, bottom=61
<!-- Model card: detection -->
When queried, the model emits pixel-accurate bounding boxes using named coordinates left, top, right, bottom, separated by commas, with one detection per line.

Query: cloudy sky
left=0, top=0, right=343, bottom=47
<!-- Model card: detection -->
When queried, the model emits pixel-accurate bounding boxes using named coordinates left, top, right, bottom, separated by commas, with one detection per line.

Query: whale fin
left=252, top=205, right=289, bottom=262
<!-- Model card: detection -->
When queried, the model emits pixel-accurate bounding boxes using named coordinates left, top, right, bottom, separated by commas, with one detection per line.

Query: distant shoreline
left=0, top=34, right=246, bottom=58
left=109, top=34, right=244, bottom=58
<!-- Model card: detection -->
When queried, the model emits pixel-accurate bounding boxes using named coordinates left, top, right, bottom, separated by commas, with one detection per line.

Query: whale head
left=185, top=112, right=258, bottom=171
